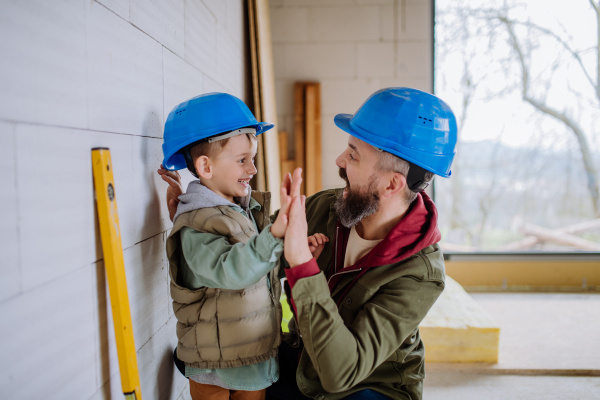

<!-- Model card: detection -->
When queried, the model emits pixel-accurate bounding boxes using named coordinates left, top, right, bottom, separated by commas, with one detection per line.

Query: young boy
left=161, top=93, right=293, bottom=400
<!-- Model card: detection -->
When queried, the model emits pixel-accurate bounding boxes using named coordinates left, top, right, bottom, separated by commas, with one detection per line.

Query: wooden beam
left=294, top=82, right=306, bottom=194
left=247, top=0, right=266, bottom=192
left=304, top=82, right=321, bottom=196
left=254, top=0, right=281, bottom=209
left=279, top=131, right=295, bottom=178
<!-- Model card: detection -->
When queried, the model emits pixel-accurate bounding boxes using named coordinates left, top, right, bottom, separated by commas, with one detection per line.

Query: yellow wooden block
left=420, top=276, right=500, bottom=363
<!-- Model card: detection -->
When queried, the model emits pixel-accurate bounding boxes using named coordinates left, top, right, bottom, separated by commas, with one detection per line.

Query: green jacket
left=280, top=189, right=445, bottom=400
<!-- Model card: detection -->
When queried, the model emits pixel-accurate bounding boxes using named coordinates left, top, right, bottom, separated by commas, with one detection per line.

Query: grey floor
left=424, top=373, right=600, bottom=399
left=423, top=292, right=600, bottom=399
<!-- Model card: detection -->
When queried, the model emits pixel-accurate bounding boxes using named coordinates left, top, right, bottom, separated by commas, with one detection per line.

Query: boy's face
left=204, top=134, right=258, bottom=202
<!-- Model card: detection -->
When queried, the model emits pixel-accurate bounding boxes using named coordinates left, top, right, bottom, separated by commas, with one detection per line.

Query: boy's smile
left=198, top=134, right=258, bottom=202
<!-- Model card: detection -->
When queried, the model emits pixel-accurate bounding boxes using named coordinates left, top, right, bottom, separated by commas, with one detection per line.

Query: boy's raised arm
left=181, top=225, right=283, bottom=290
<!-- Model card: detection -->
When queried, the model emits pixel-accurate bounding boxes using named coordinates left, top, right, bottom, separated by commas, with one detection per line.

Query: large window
left=434, top=0, right=600, bottom=252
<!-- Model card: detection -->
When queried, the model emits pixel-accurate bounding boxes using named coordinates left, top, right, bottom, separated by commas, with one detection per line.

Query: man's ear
left=195, top=155, right=213, bottom=179
left=382, top=172, right=407, bottom=198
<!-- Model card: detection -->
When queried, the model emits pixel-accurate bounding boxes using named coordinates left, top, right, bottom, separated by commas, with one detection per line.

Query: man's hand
left=158, top=165, right=183, bottom=222
left=271, top=168, right=302, bottom=238
left=284, top=194, right=313, bottom=267
left=308, top=233, right=329, bottom=260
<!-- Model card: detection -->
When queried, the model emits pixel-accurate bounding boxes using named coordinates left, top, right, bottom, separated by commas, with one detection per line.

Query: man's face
left=334, top=136, right=381, bottom=227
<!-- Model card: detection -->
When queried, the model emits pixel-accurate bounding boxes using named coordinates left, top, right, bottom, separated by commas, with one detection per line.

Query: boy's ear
left=195, top=156, right=213, bottom=179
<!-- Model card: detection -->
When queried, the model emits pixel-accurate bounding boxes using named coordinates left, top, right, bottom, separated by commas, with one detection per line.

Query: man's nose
left=335, top=153, right=345, bottom=168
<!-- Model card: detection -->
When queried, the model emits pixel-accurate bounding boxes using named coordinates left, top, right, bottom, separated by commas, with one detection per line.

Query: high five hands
left=159, top=166, right=317, bottom=267
left=276, top=168, right=315, bottom=268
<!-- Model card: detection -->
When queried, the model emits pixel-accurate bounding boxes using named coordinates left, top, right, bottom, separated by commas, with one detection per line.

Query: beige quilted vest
left=166, top=191, right=282, bottom=369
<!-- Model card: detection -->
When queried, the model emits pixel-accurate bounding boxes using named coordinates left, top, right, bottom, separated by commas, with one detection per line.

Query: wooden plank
left=294, top=82, right=306, bottom=194
left=255, top=0, right=281, bottom=209
left=281, top=160, right=296, bottom=179
left=279, top=131, right=295, bottom=178
left=428, top=292, right=600, bottom=374
left=247, top=0, right=266, bottom=192
left=278, top=130, right=288, bottom=162
left=420, top=276, right=500, bottom=363
left=247, top=0, right=261, bottom=121
left=304, top=82, right=322, bottom=196
left=314, top=82, right=321, bottom=193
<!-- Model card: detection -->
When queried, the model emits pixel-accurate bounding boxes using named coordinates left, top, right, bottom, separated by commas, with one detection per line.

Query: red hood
left=328, top=192, right=441, bottom=298
left=354, top=191, right=441, bottom=268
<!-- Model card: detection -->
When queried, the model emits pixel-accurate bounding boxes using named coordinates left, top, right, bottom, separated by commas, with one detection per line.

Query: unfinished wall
left=270, top=0, right=433, bottom=189
left=0, top=1, right=247, bottom=399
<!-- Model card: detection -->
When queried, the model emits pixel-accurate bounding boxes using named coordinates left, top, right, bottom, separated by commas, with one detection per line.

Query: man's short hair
left=376, top=151, right=434, bottom=205
left=190, top=132, right=256, bottom=164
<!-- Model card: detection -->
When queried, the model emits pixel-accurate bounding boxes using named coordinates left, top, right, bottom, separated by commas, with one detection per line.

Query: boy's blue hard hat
left=162, top=92, right=274, bottom=171
left=334, top=87, right=457, bottom=177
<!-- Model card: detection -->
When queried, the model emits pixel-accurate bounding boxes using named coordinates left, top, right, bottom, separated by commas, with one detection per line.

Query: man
left=160, top=88, right=458, bottom=400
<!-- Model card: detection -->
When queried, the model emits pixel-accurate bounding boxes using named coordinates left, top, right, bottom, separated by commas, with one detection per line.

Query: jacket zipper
left=334, top=225, right=340, bottom=275
left=327, top=268, right=362, bottom=285
left=328, top=223, right=361, bottom=290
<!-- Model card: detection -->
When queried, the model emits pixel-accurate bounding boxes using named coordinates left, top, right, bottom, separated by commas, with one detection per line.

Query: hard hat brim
left=334, top=113, right=452, bottom=178
left=162, top=121, right=274, bottom=171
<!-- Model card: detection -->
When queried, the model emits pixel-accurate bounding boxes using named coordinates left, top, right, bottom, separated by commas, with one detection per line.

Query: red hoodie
left=285, top=192, right=441, bottom=311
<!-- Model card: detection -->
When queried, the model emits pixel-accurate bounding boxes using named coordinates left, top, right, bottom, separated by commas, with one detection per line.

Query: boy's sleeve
left=181, top=224, right=283, bottom=290
left=269, top=209, right=289, bottom=279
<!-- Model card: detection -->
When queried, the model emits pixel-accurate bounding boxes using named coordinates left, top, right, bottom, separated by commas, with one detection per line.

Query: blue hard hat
left=334, top=87, right=457, bottom=177
left=162, top=92, right=274, bottom=171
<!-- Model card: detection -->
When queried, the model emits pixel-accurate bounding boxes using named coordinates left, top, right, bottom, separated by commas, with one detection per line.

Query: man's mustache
left=338, top=167, right=349, bottom=185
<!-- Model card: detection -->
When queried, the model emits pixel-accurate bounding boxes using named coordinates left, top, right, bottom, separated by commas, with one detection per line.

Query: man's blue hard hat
left=334, top=87, right=457, bottom=177
left=162, top=92, right=274, bottom=171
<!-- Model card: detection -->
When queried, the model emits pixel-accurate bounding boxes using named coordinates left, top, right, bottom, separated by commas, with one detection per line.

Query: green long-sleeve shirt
left=180, top=198, right=282, bottom=390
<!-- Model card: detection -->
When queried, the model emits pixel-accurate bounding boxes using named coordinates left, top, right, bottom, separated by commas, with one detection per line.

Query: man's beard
left=334, top=167, right=380, bottom=228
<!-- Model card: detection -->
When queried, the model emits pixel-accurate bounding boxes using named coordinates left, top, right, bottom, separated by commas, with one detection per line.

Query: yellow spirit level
left=92, top=148, right=142, bottom=400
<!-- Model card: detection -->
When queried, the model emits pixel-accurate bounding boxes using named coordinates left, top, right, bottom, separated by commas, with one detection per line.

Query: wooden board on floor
left=426, top=292, right=600, bottom=376
left=420, top=276, right=500, bottom=363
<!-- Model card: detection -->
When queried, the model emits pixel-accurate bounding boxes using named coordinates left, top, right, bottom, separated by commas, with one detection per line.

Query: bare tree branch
left=591, top=0, right=600, bottom=102
left=500, top=16, right=600, bottom=216
left=511, top=19, right=599, bottom=103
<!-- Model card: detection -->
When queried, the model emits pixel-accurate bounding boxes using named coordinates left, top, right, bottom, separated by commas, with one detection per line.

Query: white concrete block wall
left=0, top=1, right=248, bottom=399
left=271, top=0, right=433, bottom=189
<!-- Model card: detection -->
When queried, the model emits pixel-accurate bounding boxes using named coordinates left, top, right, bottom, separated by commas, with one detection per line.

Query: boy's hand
left=308, top=233, right=329, bottom=260
left=271, top=168, right=302, bottom=238
left=158, top=165, right=183, bottom=222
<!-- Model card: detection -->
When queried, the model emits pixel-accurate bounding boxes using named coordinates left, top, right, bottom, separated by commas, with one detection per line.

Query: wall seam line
left=0, top=118, right=164, bottom=139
